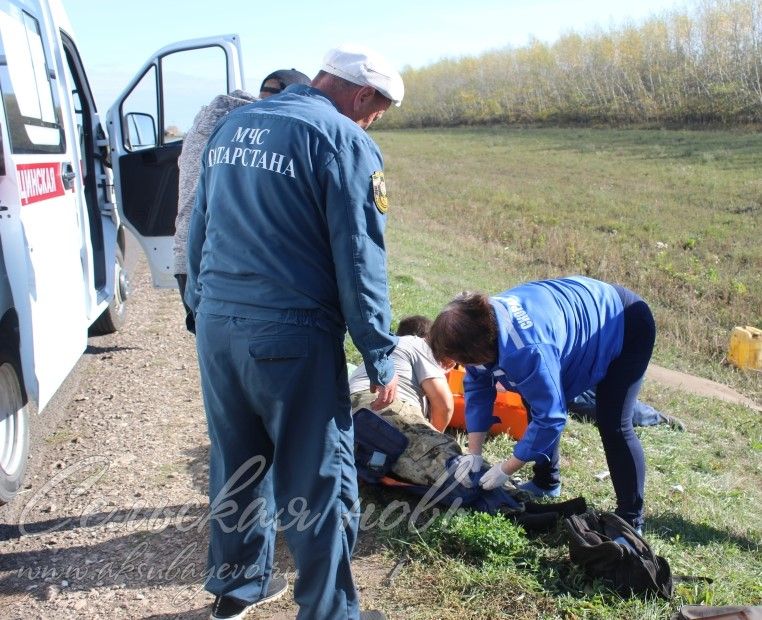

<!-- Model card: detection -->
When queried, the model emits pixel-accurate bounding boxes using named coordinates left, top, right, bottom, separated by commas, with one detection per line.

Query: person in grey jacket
left=173, top=70, right=310, bottom=327
left=174, top=90, right=255, bottom=318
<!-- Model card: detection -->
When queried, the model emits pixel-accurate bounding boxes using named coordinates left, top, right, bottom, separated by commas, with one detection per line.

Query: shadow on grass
left=0, top=504, right=207, bottom=541
left=0, top=502, right=382, bottom=606
left=647, top=511, right=759, bottom=551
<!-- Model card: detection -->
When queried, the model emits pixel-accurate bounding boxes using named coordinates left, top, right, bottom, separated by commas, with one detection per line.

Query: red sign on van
left=16, top=163, right=65, bottom=206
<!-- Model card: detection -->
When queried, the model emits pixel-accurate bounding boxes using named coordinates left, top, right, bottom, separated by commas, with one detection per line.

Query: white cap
left=322, top=44, right=404, bottom=106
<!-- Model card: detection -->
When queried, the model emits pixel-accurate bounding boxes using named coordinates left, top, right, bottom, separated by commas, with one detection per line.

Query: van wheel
left=89, top=246, right=129, bottom=336
left=0, top=356, right=30, bottom=505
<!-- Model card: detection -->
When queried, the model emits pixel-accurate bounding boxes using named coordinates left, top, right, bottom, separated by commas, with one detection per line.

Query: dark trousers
left=196, top=311, right=360, bottom=619
left=175, top=273, right=195, bottom=333
left=533, top=286, right=655, bottom=528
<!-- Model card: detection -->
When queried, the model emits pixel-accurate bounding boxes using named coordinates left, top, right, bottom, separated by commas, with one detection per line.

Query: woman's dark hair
left=396, top=315, right=432, bottom=338
left=428, top=292, right=498, bottom=365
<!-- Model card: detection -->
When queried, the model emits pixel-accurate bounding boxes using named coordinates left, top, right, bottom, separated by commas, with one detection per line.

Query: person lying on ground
left=349, top=315, right=457, bottom=485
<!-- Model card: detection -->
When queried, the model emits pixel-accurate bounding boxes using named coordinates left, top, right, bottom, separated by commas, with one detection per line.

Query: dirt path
left=646, top=364, right=761, bottom=412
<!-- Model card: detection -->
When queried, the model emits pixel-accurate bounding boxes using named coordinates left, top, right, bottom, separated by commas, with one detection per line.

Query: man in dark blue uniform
left=186, top=44, right=403, bottom=620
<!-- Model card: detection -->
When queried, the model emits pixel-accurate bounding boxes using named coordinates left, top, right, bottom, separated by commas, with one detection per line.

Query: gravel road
left=0, top=254, right=394, bottom=619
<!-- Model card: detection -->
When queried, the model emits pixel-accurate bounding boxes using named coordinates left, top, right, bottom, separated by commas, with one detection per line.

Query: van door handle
left=62, top=163, right=77, bottom=189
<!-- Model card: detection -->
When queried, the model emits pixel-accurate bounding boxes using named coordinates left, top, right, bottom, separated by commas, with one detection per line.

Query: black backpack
left=565, top=511, right=673, bottom=599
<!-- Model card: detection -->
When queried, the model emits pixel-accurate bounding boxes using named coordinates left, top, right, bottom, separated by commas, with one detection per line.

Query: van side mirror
left=125, top=112, right=157, bottom=150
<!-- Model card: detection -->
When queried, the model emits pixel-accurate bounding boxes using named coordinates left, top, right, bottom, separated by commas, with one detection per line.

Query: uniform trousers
left=196, top=310, right=360, bottom=619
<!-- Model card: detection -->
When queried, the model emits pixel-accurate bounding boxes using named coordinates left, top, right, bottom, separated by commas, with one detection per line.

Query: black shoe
left=659, top=413, right=686, bottom=431
left=360, top=611, right=387, bottom=620
left=210, top=575, right=288, bottom=619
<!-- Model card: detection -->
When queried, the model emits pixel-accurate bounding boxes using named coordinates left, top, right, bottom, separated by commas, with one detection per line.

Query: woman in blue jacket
left=428, top=276, right=655, bottom=530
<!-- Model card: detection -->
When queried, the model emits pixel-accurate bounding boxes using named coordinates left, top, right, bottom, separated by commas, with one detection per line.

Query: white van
left=0, top=0, right=244, bottom=502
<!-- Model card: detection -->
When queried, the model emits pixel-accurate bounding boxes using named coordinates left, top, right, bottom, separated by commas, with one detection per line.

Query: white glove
left=479, top=463, right=511, bottom=490
left=450, top=454, right=483, bottom=487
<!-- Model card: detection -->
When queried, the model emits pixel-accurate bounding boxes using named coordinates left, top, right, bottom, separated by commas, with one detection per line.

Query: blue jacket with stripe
left=464, top=276, right=624, bottom=463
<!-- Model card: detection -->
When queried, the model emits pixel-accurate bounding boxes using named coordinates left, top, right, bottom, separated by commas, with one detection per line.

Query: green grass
left=368, top=389, right=762, bottom=619
left=372, top=126, right=761, bottom=401
left=354, top=127, right=762, bottom=619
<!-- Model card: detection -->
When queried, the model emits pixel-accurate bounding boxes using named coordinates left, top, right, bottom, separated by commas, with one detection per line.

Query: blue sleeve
left=184, top=158, right=207, bottom=318
left=507, top=344, right=568, bottom=464
left=464, top=368, right=497, bottom=433
left=323, top=137, right=396, bottom=385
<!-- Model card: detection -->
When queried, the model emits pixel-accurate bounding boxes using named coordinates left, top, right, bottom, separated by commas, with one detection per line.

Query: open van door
left=107, top=35, right=244, bottom=287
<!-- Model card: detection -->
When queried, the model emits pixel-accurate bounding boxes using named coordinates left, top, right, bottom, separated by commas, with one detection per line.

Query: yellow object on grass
left=727, top=326, right=762, bottom=370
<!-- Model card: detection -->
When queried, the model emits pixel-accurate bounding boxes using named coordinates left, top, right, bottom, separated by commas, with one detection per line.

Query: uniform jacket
left=186, top=84, right=396, bottom=385
left=464, top=276, right=624, bottom=463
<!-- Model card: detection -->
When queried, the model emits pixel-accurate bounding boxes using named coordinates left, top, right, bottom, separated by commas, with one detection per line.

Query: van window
left=120, top=45, right=228, bottom=150
left=121, top=65, right=158, bottom=151
left=0, top=10, right=65, bottom=154
left=161, top=45, right=228, bottom=143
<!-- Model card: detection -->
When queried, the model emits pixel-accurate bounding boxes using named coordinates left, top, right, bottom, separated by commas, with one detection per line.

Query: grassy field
left=375, top=126, right=761, bottom=397
left=357, top=127, right=762, bottom=619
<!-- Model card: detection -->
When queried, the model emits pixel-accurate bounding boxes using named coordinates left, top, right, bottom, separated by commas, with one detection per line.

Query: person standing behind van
left=257, top=68, right=311, bottom=99
left=174, top=89, right=255, bottom=326
left=173, top=69, right=310, bottom=328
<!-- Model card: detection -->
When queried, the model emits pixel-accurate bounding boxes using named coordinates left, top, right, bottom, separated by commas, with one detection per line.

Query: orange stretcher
left=446, top=366, right=528, bottom=440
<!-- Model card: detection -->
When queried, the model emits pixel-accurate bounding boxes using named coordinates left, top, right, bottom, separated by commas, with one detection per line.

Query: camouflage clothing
left=350, top=392, right=462, bottom=486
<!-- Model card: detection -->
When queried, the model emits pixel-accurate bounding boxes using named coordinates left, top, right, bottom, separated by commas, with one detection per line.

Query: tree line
left=381, top=0, right=762, bottom=128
